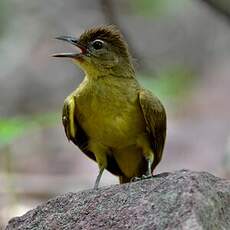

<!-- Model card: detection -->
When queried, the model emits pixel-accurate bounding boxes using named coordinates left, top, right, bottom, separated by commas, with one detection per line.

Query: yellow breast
left=75, top=77, right=145, bottom=148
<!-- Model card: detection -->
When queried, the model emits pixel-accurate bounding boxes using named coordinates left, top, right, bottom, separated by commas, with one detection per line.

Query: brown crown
left=79, top=25, right=130, bottom=59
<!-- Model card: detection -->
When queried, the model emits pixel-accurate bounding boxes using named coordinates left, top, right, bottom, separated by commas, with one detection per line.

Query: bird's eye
left=92, top=40, right=104, bottom=50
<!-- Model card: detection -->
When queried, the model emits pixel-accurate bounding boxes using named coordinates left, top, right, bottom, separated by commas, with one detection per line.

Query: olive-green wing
left=62, top=95, right=94, bottom=158
left=139, top=89, right=167, bottom=169
left=62, top=94, right=123, bottom=176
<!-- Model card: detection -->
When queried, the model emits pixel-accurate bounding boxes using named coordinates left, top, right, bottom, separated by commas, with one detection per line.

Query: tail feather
left=119, top=175, right=131, bottom=184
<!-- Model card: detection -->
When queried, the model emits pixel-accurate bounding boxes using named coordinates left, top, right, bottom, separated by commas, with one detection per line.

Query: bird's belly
left=113, top=145, right=145, bottom=178
left=84, top=113, right=143, bottom=147
left=78, top=103, right=145, bottom=148
left=81, top=111, right=147, bottom=178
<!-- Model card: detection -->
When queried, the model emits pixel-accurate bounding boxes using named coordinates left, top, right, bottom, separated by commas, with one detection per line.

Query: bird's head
left=53, top=25, right=134, bottom=78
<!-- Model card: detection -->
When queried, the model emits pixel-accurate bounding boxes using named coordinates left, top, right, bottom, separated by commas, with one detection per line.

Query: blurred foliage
left=138, top=66, right=196, bottom=102
left=0, top=0, right=10, bottom=36
left=0, top=113, right=59, bottom=147
left=132, top=0, right=168, bottom=16
left=132, top=0, right=189, bottom=17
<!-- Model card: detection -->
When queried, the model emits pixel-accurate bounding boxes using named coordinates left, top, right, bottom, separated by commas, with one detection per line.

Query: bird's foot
left=130, top=177, right=141, bottom=182
left=141, top=174, right=153, bottom=180
left=131, top=174, right=153, bottom=182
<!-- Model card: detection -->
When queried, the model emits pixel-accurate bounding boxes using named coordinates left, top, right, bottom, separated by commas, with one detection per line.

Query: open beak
left=52, top=35, right=87, bottom=58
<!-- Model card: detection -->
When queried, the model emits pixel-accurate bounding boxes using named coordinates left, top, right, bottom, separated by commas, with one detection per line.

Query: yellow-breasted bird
left=53, top=25, right=166, bottom=189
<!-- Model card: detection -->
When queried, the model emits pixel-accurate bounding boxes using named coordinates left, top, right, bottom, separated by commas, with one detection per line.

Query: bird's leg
left=143, top=155, right=154, bottom=179
left=130, top=154, right=154, bottom=182
left=94, top=168, right=104, bottom=189
left=89, top=141, right=108, bottom=189
left=136, top=134, right=154, bottom=180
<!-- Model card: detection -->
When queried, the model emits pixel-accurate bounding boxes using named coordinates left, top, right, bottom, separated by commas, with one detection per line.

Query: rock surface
left=6, top=170, right=230, bottom=230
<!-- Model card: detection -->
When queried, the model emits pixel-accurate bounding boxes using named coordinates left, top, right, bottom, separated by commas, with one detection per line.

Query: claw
left=141, top=174, right=153, bottom=180
left=131, top=174, right=153, bottom=183
left=131, top=177, right=141, bottom=182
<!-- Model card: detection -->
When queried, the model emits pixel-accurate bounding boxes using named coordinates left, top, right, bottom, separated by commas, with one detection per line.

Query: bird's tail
left=119, top=175, right=131, bottom=184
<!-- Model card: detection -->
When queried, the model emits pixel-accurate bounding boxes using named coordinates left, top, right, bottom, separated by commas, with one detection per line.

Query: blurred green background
left=1, top=0, right=230, bottom=227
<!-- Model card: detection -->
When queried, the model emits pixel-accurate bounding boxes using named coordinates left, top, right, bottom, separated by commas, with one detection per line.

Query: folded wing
left=139, top=89, right=167, bottom=170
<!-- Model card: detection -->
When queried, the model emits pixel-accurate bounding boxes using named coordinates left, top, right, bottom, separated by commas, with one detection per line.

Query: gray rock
left=6, top=170, right=230, bottom=230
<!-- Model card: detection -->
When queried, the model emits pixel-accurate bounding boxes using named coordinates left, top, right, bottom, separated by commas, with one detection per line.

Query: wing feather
left=139, top=89, right=167, bottom=169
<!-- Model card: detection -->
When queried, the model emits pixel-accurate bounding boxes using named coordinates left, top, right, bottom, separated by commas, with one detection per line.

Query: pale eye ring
left=92, top=39, right=104, bottom=50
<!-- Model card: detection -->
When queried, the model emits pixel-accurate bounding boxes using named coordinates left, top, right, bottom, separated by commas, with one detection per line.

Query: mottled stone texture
left=6, top=170, right=230, bottom=230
